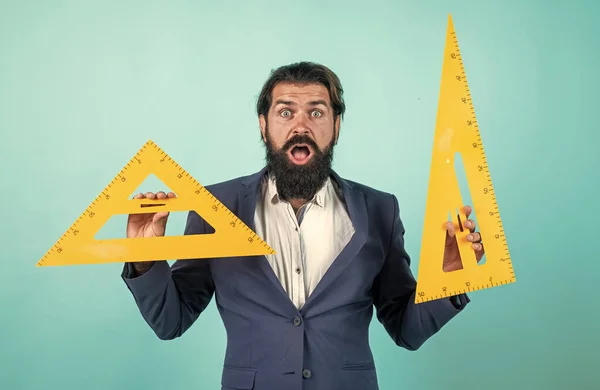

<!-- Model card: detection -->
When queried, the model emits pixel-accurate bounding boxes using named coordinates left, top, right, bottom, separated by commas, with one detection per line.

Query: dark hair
left=256, top=61, right=346, bottom=121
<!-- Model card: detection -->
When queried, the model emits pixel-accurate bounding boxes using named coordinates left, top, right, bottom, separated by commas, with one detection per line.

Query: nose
left=292, top=114, right=310, bottom=135
left=292, top=126, right=309, bottom=136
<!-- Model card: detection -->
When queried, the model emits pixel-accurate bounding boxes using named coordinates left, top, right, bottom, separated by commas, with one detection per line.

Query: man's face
left=259, top=82, right=340, bottom=201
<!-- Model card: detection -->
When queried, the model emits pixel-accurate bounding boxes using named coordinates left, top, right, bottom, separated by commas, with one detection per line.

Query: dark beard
left=264, top=130, right=335, bottom=201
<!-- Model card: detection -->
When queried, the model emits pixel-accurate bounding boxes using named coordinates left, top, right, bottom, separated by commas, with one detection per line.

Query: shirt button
left=293, top=316, right=302, bottom=326
left=302, top=369, right=312, bottom=379
left=295, top=267, right=301, bottom=274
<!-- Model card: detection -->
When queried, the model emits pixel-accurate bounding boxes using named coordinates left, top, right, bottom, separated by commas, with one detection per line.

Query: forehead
left=271, top=82, right=330, bottom=106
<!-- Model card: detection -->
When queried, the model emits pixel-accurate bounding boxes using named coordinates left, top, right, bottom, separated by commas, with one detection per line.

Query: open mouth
left=288, top=144, right=312, bottom=165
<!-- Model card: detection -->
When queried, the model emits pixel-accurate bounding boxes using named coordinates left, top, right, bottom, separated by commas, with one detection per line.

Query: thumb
left=444, top=221, right=456, bottom=247
left=152, top=211, right=170, bottom=233
left=148, top=212, right=169, bottom=237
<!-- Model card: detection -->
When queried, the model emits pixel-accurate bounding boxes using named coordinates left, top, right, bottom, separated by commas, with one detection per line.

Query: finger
left=473, top=242, right=485, bottom=261
left=466, top=232, right=481, bottom=243
left=167, top=192, right=176, bottom=198
left=445, top=221, right=455, bottom=238
left=463, top=219, right=476, bottom=232
left=156, top=191, right=167, bottom=199
left=444, top=221, right=457, bottom=247
left=462, top=205, right=472, bottom=218
left=145, top=192, right=156, bottom=199
left=129, top=193, right=148, bottom=221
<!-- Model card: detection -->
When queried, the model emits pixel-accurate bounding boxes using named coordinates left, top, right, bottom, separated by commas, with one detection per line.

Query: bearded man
left=121, top=61, right=484, bottom=390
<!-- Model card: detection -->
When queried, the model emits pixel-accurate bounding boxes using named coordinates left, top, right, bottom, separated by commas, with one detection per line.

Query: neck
left=287, top=198, right=308, bottom=214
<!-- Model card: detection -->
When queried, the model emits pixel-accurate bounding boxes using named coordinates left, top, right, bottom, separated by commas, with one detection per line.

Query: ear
left=334, top=115, right=341, bottom=144
left=259, top=114, right=267, bottom=143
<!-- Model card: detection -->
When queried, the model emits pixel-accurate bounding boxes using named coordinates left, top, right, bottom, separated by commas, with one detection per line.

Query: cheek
left=266, top=127, right=287, bottom=147
left=315, top=125, right=335, bottom=145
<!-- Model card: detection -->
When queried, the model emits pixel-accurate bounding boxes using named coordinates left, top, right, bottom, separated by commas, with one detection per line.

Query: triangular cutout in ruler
left=37, top=140, right=275, bottom=267
left=414, top=14, right=515, bottom=303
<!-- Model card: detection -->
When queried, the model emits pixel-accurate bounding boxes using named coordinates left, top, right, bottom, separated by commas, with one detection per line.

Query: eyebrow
left=274, top=99, right=329, bottom=107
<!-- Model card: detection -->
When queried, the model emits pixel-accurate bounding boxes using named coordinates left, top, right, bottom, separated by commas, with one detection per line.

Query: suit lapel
left=301, top=171, right=368, bottom=311
left=236, top=168, right=294, bottom=305
left=235, top=167, right=369, bottom=312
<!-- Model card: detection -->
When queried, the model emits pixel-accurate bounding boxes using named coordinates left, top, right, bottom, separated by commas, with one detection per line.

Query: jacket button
left=293, top=316, right=302, bottom=326
left=302, top=369, right=312, bottom=379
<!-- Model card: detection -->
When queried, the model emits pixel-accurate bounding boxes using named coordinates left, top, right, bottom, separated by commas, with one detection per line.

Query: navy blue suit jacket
left=121, top=167, right=469, bottom=390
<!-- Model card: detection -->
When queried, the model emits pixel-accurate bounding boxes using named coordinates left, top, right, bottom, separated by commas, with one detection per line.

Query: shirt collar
left=266, top=173, right=330, bottom=208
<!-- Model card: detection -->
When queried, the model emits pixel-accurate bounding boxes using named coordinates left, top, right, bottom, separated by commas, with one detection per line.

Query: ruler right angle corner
left=415, top=14, right=515, bottom=304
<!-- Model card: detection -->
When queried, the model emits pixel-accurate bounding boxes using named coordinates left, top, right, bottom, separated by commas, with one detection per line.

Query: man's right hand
left=126, top=191, right=176, bottom=276
left=127, top=191, right=177, bottom=238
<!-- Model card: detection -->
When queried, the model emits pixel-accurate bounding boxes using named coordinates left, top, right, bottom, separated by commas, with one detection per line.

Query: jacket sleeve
left=121, top=211, right=216, bottom=340
left=372, top=194, right=469, bottom=351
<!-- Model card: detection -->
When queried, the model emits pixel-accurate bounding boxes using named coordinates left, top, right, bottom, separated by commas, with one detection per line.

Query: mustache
left=281, top=135, right=320, bottom=153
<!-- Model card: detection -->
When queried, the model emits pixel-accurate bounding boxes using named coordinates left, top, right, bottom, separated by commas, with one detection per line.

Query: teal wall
left=1, top=0, right=598, bottom=389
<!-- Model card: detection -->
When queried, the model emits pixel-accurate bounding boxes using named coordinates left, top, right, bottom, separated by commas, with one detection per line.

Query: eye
left=311, top=110, right=322, bottom=118
left=280, top=109, right=291, bottom=117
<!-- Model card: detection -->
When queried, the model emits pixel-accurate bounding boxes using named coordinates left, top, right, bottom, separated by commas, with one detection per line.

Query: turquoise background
left=1, top=0, right=598, bottom=389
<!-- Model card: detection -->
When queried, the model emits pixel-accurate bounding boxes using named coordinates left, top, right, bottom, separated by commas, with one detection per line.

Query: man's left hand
left=443, top=205, right=485, bottom=272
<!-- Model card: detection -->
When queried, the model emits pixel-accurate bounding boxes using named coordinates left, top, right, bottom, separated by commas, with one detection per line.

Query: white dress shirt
left=253, top=173, right=355, bottom=310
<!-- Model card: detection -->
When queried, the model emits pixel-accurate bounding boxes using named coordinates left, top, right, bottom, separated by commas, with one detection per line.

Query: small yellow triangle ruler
left=37, top=140, right=275, bottom=267
left=414, top=15, right=515, bottom=303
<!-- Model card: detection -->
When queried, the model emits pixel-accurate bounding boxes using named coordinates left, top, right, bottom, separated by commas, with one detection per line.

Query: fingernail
left=467, top=234, right=473, bottom=240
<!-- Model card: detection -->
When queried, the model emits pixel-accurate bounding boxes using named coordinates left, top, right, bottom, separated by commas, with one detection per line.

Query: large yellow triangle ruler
left=414, top=15, right=515, bottom=303
left=37, top=140, right=275, bottom=267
